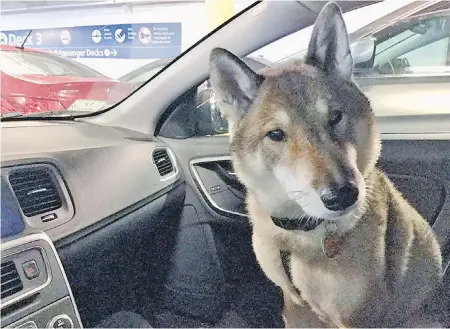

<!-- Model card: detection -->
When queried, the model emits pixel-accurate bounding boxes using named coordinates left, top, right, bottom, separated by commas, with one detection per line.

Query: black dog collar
left=271, top=216, right=325, bottom=232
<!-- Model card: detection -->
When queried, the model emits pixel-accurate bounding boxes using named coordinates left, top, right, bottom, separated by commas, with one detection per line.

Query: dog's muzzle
left=319, top=181, right=359, bottom=211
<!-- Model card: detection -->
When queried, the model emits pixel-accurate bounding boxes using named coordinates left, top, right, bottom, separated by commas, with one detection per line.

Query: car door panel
left=157, top=183, right=284, bottom=327
left=160, top=201, right=227, bottom=324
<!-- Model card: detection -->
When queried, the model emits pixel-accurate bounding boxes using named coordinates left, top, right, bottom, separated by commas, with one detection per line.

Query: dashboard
left=1, top=120, right=182, bottom=328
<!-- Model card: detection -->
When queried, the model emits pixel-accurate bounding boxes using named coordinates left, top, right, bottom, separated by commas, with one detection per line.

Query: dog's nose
left=320, top=182, right=359, bottom=211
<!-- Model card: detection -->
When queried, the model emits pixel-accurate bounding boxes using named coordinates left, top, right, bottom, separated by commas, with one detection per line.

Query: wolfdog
left=209, top=2, right=443, bottom=327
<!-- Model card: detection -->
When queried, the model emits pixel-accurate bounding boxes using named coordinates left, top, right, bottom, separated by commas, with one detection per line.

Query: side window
left=372, top=13, right=450, bottom=75
left=402, top=37, right=449, bottom=67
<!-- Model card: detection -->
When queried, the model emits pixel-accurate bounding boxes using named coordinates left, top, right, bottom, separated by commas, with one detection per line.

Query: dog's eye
left=267, top=129, right=285, bottom=142
left=329, top=110, right=343, bottom=126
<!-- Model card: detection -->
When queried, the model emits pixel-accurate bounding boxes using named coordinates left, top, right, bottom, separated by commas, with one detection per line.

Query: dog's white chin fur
left=270, top=165, right=366, bottom=222
left=252, top=175, right=367, bottom=224
left=235, top=144, right=367, bottom=225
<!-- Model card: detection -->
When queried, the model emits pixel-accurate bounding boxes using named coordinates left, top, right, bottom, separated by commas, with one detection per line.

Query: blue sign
left=0, top=23, right=182, bottom=59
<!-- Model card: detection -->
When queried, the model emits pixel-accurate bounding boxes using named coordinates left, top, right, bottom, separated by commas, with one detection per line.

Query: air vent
left=153, top=149, right=174, bottom=177
left=1, top=261, right=23, bottom=299
left=9, top=168, right=63, bottom=217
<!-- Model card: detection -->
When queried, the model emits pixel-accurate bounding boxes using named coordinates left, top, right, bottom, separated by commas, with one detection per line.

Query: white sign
left=91, top=29, right=102, bottom=44
left=138, top=27, right=152, bottom=44
left=114, top=28, right=126, bottom=43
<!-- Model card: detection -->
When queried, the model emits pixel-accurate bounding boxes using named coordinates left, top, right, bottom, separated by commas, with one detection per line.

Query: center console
left=1, top=233, right=82, bottom=329
left=1, top=164, right=82, bottom=328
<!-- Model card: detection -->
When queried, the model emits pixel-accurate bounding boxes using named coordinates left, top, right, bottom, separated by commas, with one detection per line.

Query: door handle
left=213, top=163, right=243, bottom=189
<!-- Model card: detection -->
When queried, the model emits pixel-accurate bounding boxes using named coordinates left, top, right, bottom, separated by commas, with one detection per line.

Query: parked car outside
left=0, top=44, right=135, bottom=114
left=276, top=0, right=450, bottom=79
left=355, top=3, right=450, bottom=77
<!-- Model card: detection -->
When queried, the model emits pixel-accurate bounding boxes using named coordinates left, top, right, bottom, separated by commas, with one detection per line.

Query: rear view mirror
left=195, top=88, right=228, bottom=136
left=351, top=37, right=376, bottom=69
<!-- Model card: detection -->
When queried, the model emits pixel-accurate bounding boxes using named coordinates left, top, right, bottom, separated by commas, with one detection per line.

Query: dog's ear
left=305, top=2, right=353, bottom=80
left=209, top=48, right=263, bottom=123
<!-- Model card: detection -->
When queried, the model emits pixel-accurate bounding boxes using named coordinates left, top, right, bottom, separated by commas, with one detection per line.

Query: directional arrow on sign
left=112, top=49, right=118, bottom=56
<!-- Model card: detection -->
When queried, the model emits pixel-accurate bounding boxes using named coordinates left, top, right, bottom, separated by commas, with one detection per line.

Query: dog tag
left=321, top=233, right=343, bottom=258
left=321, top=221, right=343, bottom=258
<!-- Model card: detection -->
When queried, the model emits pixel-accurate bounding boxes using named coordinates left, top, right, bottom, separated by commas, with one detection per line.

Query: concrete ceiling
left=0, top=0, right=102, bottom=11
left=0, top=0, right=201, bottom=13
left=1, top=1, right=95, bottom=10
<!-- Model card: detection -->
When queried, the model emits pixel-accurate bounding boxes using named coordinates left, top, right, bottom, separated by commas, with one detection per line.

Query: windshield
left=0, top=0, right=442, bottom=117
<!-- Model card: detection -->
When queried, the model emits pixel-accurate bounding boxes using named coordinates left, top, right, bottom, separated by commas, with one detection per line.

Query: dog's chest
left=290, top=255, right=369, bottom=325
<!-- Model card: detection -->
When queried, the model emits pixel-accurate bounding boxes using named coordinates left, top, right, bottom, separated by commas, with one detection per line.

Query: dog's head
left=209, top=2, right=381, bottom=222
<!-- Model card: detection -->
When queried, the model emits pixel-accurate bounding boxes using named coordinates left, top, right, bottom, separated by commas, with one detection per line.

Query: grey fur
left=305, top=2, right=353, bottom=80
left=209, top=48, right=264, bottom=123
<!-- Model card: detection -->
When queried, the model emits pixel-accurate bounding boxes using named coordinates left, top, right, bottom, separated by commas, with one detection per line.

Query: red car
left=0, top=45, right=135, bottom=115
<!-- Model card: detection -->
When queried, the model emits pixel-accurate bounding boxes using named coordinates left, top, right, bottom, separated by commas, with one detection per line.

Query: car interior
left=1, top=1, right=449, bottom=328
